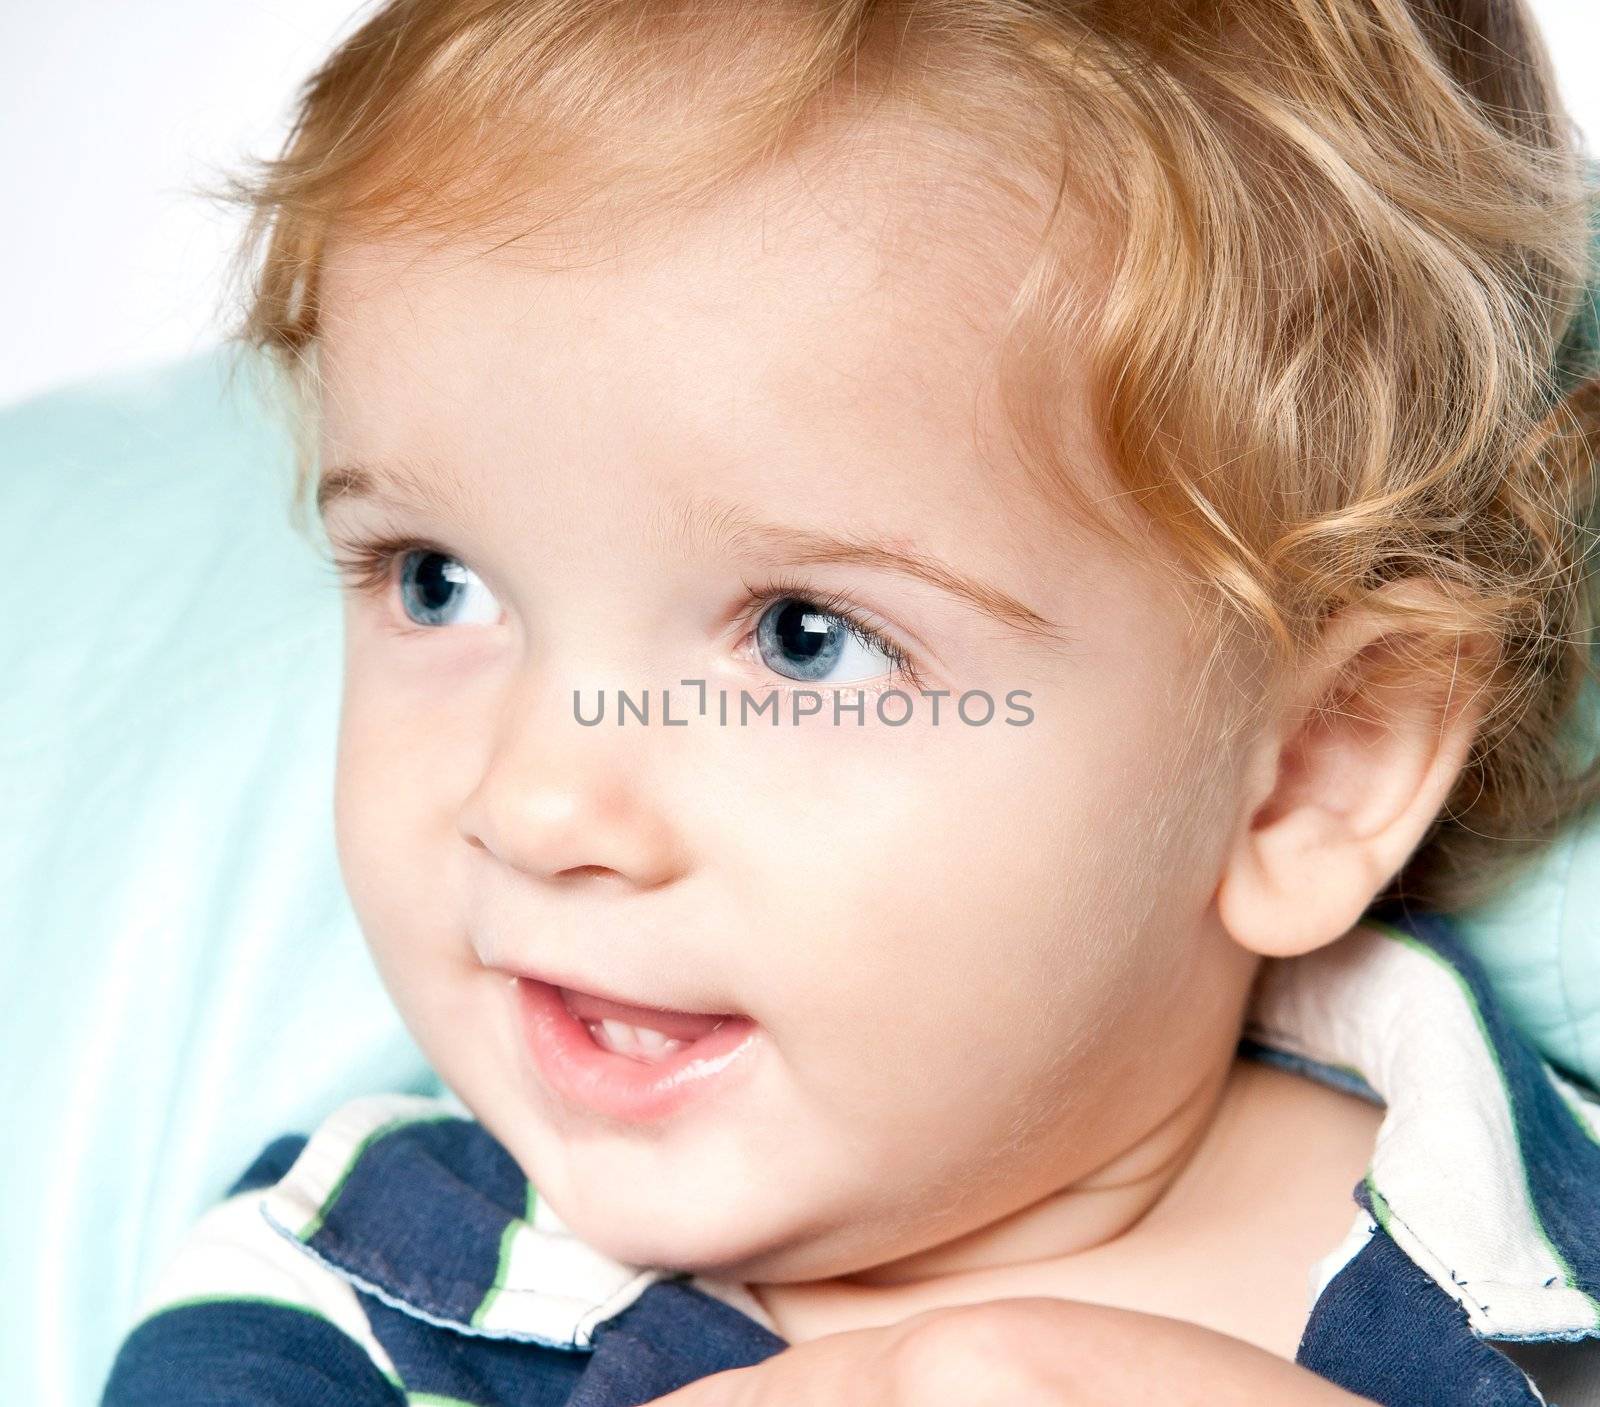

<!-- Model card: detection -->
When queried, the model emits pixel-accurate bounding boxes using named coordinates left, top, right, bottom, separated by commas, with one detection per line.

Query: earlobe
left=1215, top=585, right=1492, bottom=960
left=1218, top=807, right=1385, bottom=958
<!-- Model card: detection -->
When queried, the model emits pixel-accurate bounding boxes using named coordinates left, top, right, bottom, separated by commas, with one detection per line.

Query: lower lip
left=513, top=977, right=760, bottom=1124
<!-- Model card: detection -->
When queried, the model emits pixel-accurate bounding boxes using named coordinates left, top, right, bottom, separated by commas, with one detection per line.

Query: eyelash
left=326, top=531, right=425, bottom=598
left=735, top=570, right=924, bottom=694
left=324, top=534, right=926, bottom=691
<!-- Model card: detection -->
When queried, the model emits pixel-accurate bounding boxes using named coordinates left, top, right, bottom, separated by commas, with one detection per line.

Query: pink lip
left=503, top=963, right=731, bottom=1020
left=513, top=976, right=760, bottom=1124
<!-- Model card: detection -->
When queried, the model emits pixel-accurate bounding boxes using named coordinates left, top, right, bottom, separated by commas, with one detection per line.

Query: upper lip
left=496, top=961, right=734, bottom=1018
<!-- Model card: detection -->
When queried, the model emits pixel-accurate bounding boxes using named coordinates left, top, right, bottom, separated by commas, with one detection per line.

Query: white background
left=1, top=0, right=1596, bottom=411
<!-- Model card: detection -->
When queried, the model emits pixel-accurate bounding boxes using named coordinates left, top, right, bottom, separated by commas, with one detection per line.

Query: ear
left=1216, top=581, right=1494, bottom=959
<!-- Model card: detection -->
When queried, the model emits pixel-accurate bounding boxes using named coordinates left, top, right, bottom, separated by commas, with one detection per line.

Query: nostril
left=558, top=864, right=620, bottom=881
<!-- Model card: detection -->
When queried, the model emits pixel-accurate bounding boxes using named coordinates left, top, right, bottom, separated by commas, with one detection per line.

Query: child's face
left=317, top=142, right=1263, bottom=1283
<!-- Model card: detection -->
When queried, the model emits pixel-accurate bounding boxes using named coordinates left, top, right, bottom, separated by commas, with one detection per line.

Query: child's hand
left=648, top=1296, right=1379, bottom=1405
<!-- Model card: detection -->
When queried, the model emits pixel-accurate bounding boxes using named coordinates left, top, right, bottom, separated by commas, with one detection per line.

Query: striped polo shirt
left=100, top=907, right=1600, bottom=1406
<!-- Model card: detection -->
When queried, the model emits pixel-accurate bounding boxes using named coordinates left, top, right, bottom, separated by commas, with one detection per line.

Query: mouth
left=509, top=975, right=760, bottom=1123
left=554, top=980, right=741, bottom=1052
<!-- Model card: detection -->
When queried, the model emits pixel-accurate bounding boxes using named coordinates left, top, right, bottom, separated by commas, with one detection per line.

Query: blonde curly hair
left=214, top=0, right=1600, bottom=911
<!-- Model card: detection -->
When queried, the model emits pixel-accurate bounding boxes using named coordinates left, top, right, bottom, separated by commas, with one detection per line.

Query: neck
left=749, top=1048, right=1246, bottom=1337
left=854, top=1054, right=1235, bottom=1286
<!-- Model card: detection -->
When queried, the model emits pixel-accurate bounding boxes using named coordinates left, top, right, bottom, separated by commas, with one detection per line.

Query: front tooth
left=589, top=1018, right=690, bottom=1059
left=601, top=1019, right=638, bottom=1052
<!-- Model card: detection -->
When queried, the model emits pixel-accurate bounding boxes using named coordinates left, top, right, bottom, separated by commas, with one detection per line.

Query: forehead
left=316, top=117, right=1065, bottom=412
left=312, top=124, right=1109, bottom=577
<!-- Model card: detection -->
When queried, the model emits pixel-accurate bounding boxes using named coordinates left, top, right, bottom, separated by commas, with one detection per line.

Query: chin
left=578, top=1200, right=761, bottom=1268
left=542, top=1182, right=804, bottom=1278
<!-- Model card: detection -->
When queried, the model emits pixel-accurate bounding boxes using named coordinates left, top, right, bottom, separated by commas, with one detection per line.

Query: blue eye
left=396, top=549, right=501, bottom=627
left=329, top=539, right=923, bottom=684
left=753, top=596, right=902, bottom=685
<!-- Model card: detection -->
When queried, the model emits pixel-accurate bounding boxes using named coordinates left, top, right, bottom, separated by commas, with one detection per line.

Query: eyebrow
left=317, top=461, right=1068, bottom=645
left=316, top=458, right=482, bottom=527
left=655, top=492, right=1070, bottom=647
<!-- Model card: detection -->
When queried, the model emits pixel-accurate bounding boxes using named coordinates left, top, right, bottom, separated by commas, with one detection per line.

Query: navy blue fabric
left=1297, top=1220, right=1542, bottom=1405
left=566, top=1279, right=789, bottom=1407
left=357, top=1288, right=586, bottom=1405
left=227, top=1133, right=311, bottom=1198
left=351, top=1277, right=787, bottom=1407
left=100, top=1300, right=406, bottom=1406
left=302, top=1116, right=531, bottom=1326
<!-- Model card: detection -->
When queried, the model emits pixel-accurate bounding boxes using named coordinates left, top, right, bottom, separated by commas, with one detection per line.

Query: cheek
left=708, top=682, right=1245, bottom=1247
left=331, top=667, right=503, bottom=1084
left=332, top=648, right=474, bottom=972
left=723, top=675, right=1227, bottom=1114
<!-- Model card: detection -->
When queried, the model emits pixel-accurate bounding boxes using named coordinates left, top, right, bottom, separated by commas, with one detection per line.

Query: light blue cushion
left=1455, top=780, right=1600, bottom=1091
left=0, top=348, right=443, bottom=1407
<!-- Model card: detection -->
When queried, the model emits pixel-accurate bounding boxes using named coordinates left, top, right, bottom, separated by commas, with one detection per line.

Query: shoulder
left=101, top=1093, right=464, bottom=1405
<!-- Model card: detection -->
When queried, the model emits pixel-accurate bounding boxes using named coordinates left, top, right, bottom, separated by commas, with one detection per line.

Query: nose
left=456, top=680, right=685, bottom=891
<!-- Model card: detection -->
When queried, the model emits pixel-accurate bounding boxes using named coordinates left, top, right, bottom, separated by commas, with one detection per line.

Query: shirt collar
left=259, top=909, right=1600, bottom=1348
left=1244, top=908, right=1600, bottom=1342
